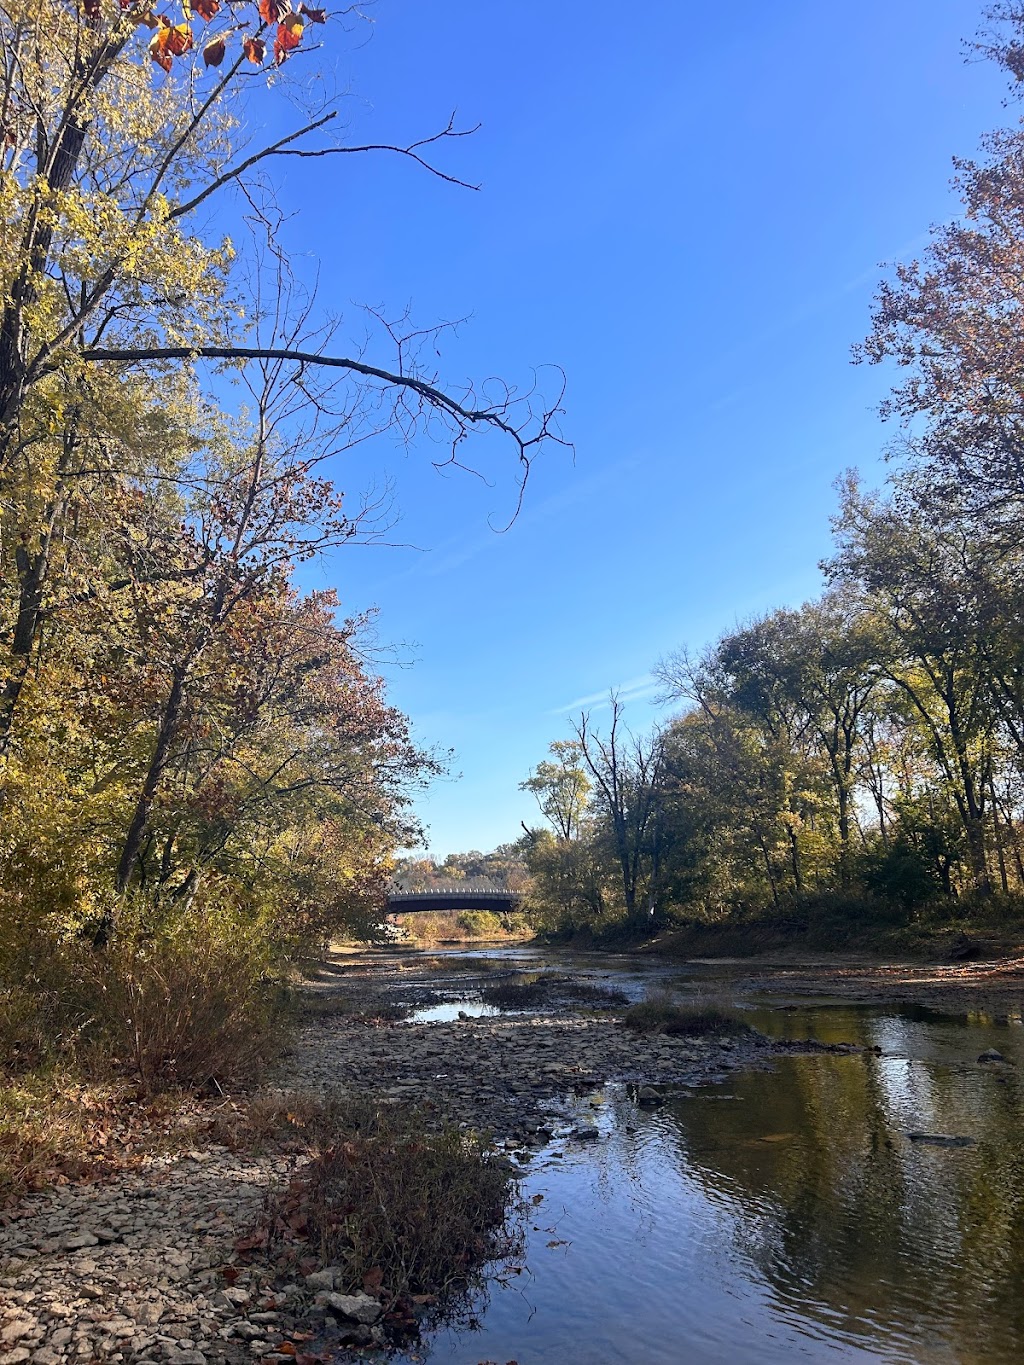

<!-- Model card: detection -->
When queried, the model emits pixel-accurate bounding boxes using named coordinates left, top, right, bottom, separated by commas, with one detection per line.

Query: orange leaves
left=274, top=11, right=304, bottom=64
left=143, top=0, right=324, bottom=74
left=149, top=17, right=193, bottom=71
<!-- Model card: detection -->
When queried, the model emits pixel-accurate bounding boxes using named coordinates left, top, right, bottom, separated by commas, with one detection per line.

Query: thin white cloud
left=549, top=673, right=658, bottom=715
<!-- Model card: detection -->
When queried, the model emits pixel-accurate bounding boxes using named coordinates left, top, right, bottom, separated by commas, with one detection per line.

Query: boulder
left=636, top=1086, right=664, bottom=1107
left=978, top=1048, right=1010, bottom=1064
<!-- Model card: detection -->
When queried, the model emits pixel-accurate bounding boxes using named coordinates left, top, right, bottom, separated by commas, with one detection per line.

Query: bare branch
left=170, top=111, right=480, bottom=222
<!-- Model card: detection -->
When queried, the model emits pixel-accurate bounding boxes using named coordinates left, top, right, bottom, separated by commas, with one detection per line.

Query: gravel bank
left=1, top=959, right=780, bottom=1364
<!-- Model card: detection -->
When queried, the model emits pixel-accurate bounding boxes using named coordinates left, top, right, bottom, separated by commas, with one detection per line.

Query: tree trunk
left=115, top=670, right=187, bottom=894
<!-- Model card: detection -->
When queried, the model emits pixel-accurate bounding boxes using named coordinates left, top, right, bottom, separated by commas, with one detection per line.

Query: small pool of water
left=406, top=999, right=501, bottom=1024
left=374, top=950, right=1024, bottom=1364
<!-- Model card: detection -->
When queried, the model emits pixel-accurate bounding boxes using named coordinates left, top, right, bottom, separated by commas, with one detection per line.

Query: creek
left=368, top=945, right=1024, bottom=1364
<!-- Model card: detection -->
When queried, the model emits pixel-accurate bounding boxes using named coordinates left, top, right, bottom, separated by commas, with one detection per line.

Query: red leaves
left=258, top=0, right=287, bottom=22
left=362, top=1265, right=384, bottom=1294
left=83, top=0, right=101, bottom=21
left=243, top=36, right=266, bottom=64
left=273, top=11, right=304, bottom=63
left=202, top=36, right=226, bottom=66
left=149, top=16, right=193, bottom=71
left=191, top=0, right=220, bottom=17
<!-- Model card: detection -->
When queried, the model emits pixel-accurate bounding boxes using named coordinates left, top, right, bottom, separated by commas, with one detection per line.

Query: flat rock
left=906, top=1132, right=976, bottom=1147
left=325, top=1292, right=382, bottom=1325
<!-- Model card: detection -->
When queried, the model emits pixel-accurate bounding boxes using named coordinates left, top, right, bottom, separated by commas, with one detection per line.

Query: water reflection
left=388, top=999, right=1024, bottom=1364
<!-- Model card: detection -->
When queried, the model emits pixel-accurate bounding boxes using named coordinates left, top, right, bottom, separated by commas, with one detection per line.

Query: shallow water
left=381, top=949, right=1024, bottom=1363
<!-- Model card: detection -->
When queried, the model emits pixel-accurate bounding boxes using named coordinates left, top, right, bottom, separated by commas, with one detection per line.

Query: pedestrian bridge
left=387, top=884, right=523, bottom=914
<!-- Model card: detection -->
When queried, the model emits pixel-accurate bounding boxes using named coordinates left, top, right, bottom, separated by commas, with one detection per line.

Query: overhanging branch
left=81, top=344, right=545, bottom=458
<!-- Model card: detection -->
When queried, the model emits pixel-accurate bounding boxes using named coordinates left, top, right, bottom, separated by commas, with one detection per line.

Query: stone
left=906, top=1132, right=976, bottom=1147
left=636, top=1086, right=664, bottom=1106
left=60, top=1232, right=99, bottom=1251
left=978, top=1048, right=1010, bottom=1064
left=324, top=1292, right=382, bottom=1325
left=220, top=1287, right=250, bottom=1307
left=1, top=1321, right=35, bottom=1345
left=303, top=1268, right=338, bottom=1292
left=569, top=1124, right=600, bottom=1141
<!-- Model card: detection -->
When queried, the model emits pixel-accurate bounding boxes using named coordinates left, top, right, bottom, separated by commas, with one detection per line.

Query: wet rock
left=569, top=1123, right=601, bottom=1141
left=636, top=1086, right=664, bottom=1107
left=325, top=1292, right=382, bottom=1324
left=906, top=1132, right=976, bottom=1147
left=978, top=1048, right=1010, bottom=1064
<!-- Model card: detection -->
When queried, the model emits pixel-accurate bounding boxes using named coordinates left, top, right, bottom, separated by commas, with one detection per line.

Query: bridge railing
left=388, top=885, right=522, bottom=901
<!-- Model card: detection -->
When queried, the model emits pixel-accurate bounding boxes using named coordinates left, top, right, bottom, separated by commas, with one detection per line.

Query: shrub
left=84, top=898, right=288, bottom=1092
left=260, top=1097, right=522, bottom=1301
left=480, top=975, right=548, bottom=1008
left=454, top=909, right=504, bottom=937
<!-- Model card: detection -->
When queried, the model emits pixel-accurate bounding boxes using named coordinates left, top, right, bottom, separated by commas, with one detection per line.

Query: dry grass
left=481, top=974, right=629, bottom=1010
left=0, top=1073, right=209, bottom=1207
left=622, top=992, right=751, bottom=1037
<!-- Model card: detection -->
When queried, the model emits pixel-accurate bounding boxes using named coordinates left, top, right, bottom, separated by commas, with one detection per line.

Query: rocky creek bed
left=0, top=951, right=843, bottom=1365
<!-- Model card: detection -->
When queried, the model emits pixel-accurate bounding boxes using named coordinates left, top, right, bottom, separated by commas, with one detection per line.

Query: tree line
left=0, top=0, right=559, bottom=1077
left=521, top=6, right=1024, bottom=937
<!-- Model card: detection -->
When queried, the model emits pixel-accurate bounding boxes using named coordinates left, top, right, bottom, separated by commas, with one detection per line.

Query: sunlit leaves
left=274, top=12, right=304, bottom=63
left=242, top=35, right=265, bottom=64
left=202, top=36, right=226, bottom=67
left=149, top=18, right=193, bottom=71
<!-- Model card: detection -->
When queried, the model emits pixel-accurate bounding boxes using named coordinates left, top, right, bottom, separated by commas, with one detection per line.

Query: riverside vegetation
left=0, top=1, right=565, bottom=1342
left=0, top=0, right=560, bottom=1217
left=517, top=8, right=1024, bottom=952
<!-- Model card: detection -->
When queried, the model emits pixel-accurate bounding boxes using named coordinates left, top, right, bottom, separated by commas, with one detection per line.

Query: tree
left=520, top=740, right=590, bottom=841
left=0, top=0, right=565, bottom=772
left=828, top=477, right=1000, bottom=893
left=572, top=698, right=666, bottom=925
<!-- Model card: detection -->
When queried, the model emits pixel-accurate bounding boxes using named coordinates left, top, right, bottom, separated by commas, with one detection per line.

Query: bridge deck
left=387, top=887, right=523, bottom=915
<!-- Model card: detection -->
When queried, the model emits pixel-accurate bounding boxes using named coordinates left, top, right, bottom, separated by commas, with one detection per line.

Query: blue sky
left=243, top=1, right=1009, bottom=856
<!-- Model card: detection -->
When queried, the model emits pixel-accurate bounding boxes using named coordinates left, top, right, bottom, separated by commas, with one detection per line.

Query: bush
left=262, top=1097, right=522, bottom=1301
left=454, top=909, right=504, bottom=937
left=86, top=902, right=286, bottom=1092
left=622, top=992, right=750, bottom=1037
left=480, top=975, right=549, bottom=1008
